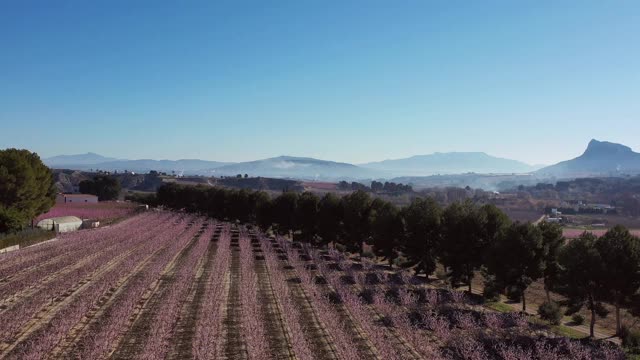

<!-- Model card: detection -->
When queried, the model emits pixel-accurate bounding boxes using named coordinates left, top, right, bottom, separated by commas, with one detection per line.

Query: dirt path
left=249, top=232, right=295, bottom=359
left=222, top=228, right=248, bottom=360
left=267, top=239, right=383, bottom=360
left=109, top=224, right=206, bottom=359
left=356, top=287, right=423, bottom=360
left=315, top=274, right=380, bottom=359
left=167, top=232, right=219, bottom=360
left=272, top=244, right=338, bottom=360
left=533, top=215, right=546, bottom=224
left=301, top=251, right=413, bottom=359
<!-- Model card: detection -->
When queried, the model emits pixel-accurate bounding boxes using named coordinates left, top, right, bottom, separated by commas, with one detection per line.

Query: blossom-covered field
left=0, top=212, right=625, bottom=359
left=35, top=202, right=137, bottom=223
left=563, top=228, right=640, bottom=239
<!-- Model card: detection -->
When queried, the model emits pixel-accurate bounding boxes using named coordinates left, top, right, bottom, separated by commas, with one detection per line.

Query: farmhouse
left=56, top=193, right=98, bottom=204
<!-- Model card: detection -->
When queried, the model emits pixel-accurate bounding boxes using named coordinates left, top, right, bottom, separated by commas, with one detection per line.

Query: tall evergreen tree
left=248, top=191, right=270, bottom=225
left=341, top=190, right=373, bottom=254
left=595, top=225, right=640, bottom=336
left=440, top=201, right=486, bottom=293
left=486, top=222, right=546, bottom=312
left=479, top=204, right=511, bottom=247
left=295, top=192, right=320, bottom=242
left=0, top=149, right=56, bottom=232
left=370, top=198, right=403, bottom=267
left=272, top=192, right=298, bottom=236
left=317, top=193, right=342, bottom=247
left=538, top=221, right=566, bottom=302
left=401, top=197, right=442, bottom=275
left=558, top=232, right=608, bottom=337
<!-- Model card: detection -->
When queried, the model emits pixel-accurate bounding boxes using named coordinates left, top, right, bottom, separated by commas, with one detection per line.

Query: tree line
left=79, top=175, right=121, bottom=201
left=337, top=180, right=413, bottom=194
left=155, top=182, right=640, bottom=338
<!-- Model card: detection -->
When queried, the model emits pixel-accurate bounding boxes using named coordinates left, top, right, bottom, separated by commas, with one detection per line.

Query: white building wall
left=55, top=221, right=83, bottom=233
left=56, top=194, right=99, bottom=204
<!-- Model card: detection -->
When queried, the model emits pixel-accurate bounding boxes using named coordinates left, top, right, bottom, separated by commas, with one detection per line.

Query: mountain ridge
left=43, top=154, right=232, bottom=175
left=43, top=152, right=538, bottom=179
left=360, top=151, right=541, bottom=176
left=210, top=156, right=378, bottom=180
left=537, top=139, right=640, bottom=177
left=44, top=140, right=640, bottom=181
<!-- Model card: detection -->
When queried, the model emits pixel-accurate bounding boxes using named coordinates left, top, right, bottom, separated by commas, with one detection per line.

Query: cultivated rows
left=0, top=213, right=627, bottom=359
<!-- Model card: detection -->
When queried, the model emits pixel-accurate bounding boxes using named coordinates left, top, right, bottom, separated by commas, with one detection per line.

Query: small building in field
left=56, top=193, right=98, bottom=204
left=82, top=219, right=100, bottom=229
left=36, top=216, right=83, bottom=233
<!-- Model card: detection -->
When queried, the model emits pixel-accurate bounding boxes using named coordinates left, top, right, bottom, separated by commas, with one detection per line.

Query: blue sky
left=1, top=1, right=638, bottom=165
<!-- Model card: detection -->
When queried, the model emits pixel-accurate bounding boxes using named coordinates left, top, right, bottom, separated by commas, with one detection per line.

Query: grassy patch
left=0, top=228, right=56, bottom=250
left=550, top=324, right=586, bottom=339
left=485, top=301, right=514, bottom=313
left=528, top=315, right=586, bottom=339
left=627, top=352, right=640, bottom=360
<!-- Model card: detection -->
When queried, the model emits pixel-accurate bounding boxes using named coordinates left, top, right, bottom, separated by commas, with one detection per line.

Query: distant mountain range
left=536, top=139, right=640, bottom=178
left=43, top=139, right=640, bottom=181
left=44, top=152, right=119, bottom=167
left=43, top=152, right=539, bottom=180
left=360, top=152, right=542, bottom=176
left=44, top=153, right=231, bottom=175
left=210, top=156, right=381, bottom=180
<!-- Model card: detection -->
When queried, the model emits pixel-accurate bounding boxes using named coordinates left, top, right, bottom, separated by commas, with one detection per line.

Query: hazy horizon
left=1, top=1, right=639, bottom=165
left=37, top=137, right=640, bottom=169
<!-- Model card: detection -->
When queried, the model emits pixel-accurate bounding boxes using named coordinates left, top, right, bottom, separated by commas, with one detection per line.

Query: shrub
left=124, top=192, right=157, bottom=205
left=392, top=256, right=411, bottom=268
left=505, top=286, right=521, bottom=303
left=482, top=278, right=503, bottom=302
left=0, top=206, right=26, bottom=234
left=571, top=313, right=585, bottom=325
left=0, top=228, right=55, bottom=249
left=621, top=326, right=640, bottom=353
left=361, top=250, right=375, bottom=259
left=538, top=301, right=562, bottom=325
left=435, top=267, right=448, bottom=281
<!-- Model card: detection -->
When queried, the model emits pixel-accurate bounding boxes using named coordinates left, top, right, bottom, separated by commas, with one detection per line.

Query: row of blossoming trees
left=156, top=183, right=640, bottom=340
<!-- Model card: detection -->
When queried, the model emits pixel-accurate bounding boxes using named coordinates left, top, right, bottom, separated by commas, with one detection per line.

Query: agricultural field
left=563, top=228, right=640, bottom=239
left=0, top=211, right=626, bottom=359
left=35, top=202, right=137, bottom=224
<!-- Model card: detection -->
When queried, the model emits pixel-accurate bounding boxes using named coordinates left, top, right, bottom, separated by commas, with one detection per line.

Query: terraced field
left=0, top=211, right=626, bottom=359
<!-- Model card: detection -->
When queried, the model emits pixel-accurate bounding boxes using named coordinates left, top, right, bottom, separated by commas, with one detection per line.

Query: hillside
left=44, top=153, right=231, bottom=175
left=44, top=152, right=118, bottom=167
left=47, top=143, right=640, bottom=183
left=537, top=139, right=640, bottom=178
left=210, top=156, right=383, bottom=180
left=361, top=152, right=540, bottom=176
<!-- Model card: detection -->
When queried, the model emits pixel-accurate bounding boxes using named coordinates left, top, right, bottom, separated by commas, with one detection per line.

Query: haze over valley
left=44, top=139, right=640, bottom=187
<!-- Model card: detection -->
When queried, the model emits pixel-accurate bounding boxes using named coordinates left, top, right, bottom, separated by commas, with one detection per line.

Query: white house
left=56, top=193, right=98, bottom=204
